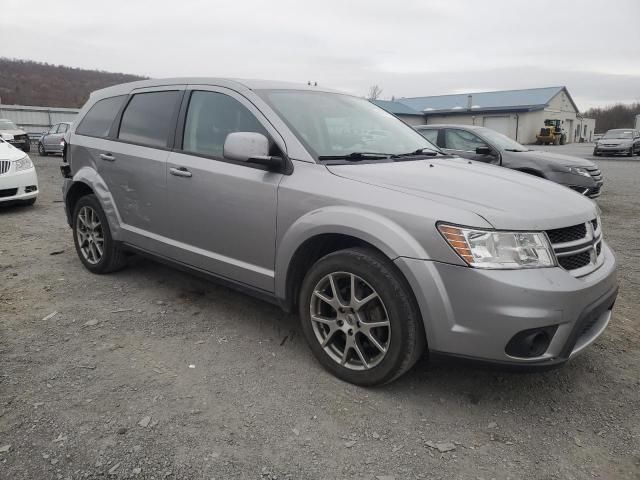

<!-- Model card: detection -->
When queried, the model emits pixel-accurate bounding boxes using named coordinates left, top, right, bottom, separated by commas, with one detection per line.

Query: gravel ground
left=1, top=148, right=639, bottom=479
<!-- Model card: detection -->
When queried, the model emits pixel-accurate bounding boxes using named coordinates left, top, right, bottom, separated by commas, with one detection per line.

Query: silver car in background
left=38, top=122, right=72, bottom=156
left=61, top=78, right=617, bottom=385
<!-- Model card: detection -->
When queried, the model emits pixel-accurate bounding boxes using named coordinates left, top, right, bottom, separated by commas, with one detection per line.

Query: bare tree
left=367, top=85, right=383, bottom=101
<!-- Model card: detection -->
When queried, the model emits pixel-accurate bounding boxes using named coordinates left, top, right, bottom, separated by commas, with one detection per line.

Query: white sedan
left=0, top=137, right=38, bottom=206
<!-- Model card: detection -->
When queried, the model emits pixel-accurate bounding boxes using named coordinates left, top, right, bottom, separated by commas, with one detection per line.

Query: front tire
left=38, top=143, right=48, bottom=156
left=72, top=194, right=126, bottom=274
left=299, top=248, right=425, bottom=386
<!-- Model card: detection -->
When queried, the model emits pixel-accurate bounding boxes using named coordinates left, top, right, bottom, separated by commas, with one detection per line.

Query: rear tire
left=299, top=248, right=425, bottom=386
left=72, top=194, right=127, bottom=274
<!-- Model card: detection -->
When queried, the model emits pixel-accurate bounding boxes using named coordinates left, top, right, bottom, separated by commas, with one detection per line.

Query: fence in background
left=0, top=104, right=79, bottom=143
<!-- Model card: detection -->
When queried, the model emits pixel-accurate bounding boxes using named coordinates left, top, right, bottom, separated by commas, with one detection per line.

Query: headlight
left=568, top=167, right=592, bottom=178
left=438, top=224, right=555, bottom=269
left=15, top=155, right=33, bottom=171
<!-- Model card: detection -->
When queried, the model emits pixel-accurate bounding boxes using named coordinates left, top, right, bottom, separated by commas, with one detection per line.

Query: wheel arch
left=64, top=167, right=123, bottom=238
left=275, top=207, right=429, bottom=312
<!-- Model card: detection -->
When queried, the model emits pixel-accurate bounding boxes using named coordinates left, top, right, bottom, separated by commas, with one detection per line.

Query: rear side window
left=118, top=91, right=181, bottom=148
left=417, top=129, right=438, bottom=146
left=182, top=91, right=268, bottom=158
left=76, top=95, right=126, bottom=138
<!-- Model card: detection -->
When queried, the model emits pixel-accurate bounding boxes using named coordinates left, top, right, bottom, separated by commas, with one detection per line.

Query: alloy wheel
left=309, top=272, right=391, bottom=370
left=76, top=206, right=104, bottom=265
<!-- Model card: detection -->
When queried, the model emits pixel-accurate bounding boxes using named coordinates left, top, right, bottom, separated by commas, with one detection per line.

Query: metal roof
left=397, top=86, right=577, bottom=115
left=371, top=99, right=424, bottom=116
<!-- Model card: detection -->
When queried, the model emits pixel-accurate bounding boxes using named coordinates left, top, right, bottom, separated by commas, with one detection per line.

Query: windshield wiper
left=318, top=152, right=391, bottom=161
left=390, top=147, right=440, bottom=159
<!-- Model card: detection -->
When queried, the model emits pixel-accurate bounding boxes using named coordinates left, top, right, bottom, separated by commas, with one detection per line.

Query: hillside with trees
left=0, top=58, right=146, bottom=108
left=585, top=102, right=640, bottom=132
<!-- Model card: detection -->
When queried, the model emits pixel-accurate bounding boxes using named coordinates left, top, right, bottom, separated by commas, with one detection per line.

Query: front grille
left=0, top=188, right=18, bottom=198
left=586, top=166, right=602, bottom=182
left=547, top=219, right=602, bottom=274
left=558, top=251, right=591, bottom=270
left=0, top=160, right=10, bottom=175
left=546, top=223, right=587, bottom=244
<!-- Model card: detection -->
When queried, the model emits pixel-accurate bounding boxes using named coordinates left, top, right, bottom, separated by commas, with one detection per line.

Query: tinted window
left=118, top=91, right=181, bottom=148
left=445, top=129, right=487, bottom=151
left=417, top=128, right=438, bottom=145
left=183, top=91, right=268, bottom=158
left=76, top=95, right=126, bottom=138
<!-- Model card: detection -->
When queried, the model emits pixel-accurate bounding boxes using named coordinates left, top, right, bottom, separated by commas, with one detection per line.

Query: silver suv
left=61, top=79, right=618, bottom=386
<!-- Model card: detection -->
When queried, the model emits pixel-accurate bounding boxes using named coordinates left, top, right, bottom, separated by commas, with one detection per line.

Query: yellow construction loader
left=536, top=119, right=566, bottom=145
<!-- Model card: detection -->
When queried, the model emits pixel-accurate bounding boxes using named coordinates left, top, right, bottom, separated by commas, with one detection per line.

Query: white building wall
left=397, top=114, right=427, bottom=126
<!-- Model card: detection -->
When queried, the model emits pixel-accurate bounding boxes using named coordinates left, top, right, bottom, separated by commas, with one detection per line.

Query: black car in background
left=415, top=124, right=603, bottom=199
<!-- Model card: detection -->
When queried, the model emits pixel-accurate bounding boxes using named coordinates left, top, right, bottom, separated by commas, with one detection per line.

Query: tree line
left=584, top=102, right=640, bottom=132
left=0, top=58, right=146, bottom=108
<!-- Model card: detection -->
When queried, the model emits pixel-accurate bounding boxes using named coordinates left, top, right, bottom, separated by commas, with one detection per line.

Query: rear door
left=97, top=87, right=184, bottom=247
left=164, top=87, right=284, bottom=291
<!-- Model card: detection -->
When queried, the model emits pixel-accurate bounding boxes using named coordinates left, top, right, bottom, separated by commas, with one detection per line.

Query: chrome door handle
left=99, top=153, right=115, bottom=162
left=169, top=167, right=192, bottom=178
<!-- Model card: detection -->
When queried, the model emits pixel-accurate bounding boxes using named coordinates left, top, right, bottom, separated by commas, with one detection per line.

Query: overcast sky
left=2, top=0, right=639, bottom=110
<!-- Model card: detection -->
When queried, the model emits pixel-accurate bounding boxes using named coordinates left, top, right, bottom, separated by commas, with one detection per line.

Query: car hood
left=512, top=149, right=595, bottom=167
left=598, top=138, right=631, bottom=145
left=327, top=158, right=597, bottom=230
left=0, top=129, right=27, bottom=136
left=0, top=141, right=27, bottom=161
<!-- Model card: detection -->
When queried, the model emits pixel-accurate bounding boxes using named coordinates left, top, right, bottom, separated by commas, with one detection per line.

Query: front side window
left=182, top=91, right=268, bottom=158
left=48, top=124, right=58, bottom=134
left=256, top=90, right=433, bottom=159
left=444, top=129, right=487, bottom=151
left=417, top=128, right=439, bottom=146
left=76, top=95, right=127, bottom=138
left=118, top=91, right=181, bottom=148
left=58, top=124, right=69, bottom=133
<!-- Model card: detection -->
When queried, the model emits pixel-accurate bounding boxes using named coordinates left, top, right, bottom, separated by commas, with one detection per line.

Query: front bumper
left=594, top=145, right=632, bottom=155
left=395, top=242, right=617, bottom=366
left=0, top=167, right=39, bottom=203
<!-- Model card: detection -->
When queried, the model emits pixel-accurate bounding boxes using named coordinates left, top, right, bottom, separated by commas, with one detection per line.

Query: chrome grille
left=546, top=219, right=603, bottom=276
left=0, top=160, right=10, bottom=175
left=585, top=165, right=602, bottom=182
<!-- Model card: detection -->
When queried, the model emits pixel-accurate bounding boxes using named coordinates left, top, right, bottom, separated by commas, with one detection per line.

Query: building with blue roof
left=374, top=86, right=595, bottom=144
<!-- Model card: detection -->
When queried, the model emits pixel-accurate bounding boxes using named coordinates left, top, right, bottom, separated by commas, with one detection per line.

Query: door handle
left=99, top=153, right=116, bottom=162
left=169, top=167, right=192, bottom=178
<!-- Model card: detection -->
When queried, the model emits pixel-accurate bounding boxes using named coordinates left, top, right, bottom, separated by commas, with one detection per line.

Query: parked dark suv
left=416, top=124, right=603, bottom=198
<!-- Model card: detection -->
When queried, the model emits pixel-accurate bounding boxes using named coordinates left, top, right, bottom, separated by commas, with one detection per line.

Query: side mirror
left=223, top=132, right=283, bottom=171
left=476, top=146, right=493, bottom=155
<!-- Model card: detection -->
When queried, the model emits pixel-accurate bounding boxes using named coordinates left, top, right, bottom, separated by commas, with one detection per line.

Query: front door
left=442, top=128, right=499, bottom=163
left=165, top=87, right=284, bottom=292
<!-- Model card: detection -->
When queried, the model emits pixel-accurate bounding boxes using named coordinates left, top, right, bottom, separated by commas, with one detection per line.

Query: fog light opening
left=505, top=326, right=558, bottom=358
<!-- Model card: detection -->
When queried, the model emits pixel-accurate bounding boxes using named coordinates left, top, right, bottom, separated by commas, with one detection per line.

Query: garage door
left=483, top=116, right=511, bottom=137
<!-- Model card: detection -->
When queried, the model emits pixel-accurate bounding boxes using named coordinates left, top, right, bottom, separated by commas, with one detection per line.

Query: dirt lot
left=1, top=149, right=639, bottom=479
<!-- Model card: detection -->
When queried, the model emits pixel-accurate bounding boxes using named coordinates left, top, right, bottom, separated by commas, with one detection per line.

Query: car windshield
left=603, top=130, right=633, bottom=139
left=475, top=127, right=530, bottom=151
left=0, top=120, right=18, bottom=130
left=256, top=90, right=438, bottom=160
